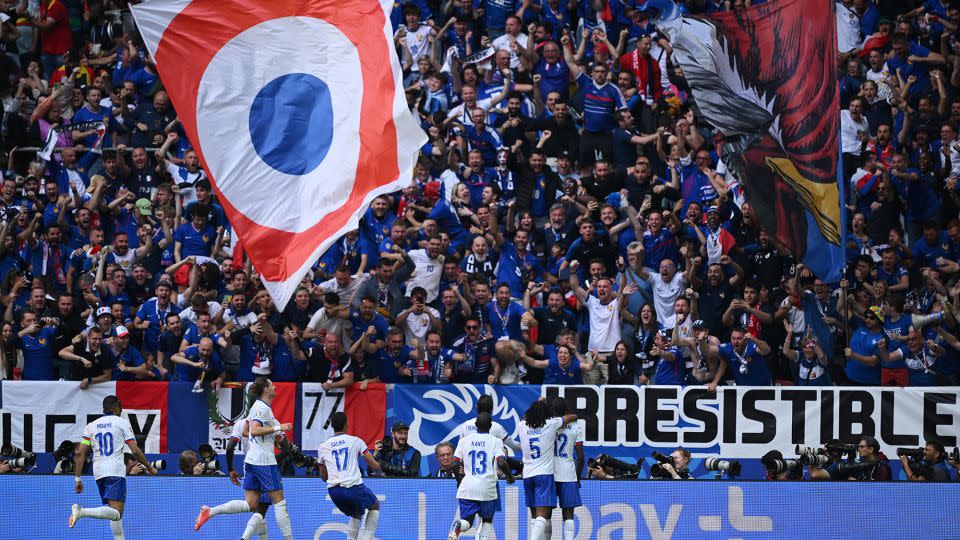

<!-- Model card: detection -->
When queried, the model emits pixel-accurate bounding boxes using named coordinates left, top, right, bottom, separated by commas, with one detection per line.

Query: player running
left=196, top=377, right=294, bottom=540
left=317, top=412, right=383, bottom=540
left=551, top=397, right=584, bottom=540
left=518, top=398, right=577, bottom=540
left=69, top=395, right=157, bottom=539
left=447, top=412, right=515, bottom=540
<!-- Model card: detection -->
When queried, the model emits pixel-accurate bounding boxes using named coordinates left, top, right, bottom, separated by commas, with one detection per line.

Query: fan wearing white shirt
left=69, top=395, right=157, bottom=539
left=447, top=412, right=515, bottom=540
left=317, top=412, right=383, bottom=540
left=518, top=399, right=578, bottom=540
left=195, top=377, right=294, bottom=540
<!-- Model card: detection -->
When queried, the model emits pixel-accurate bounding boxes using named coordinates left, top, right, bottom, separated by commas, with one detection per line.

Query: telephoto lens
left=9, top=453, right=37, bottom=469
left=651, top=451, right=674, bottom=464
left=799, top=453, right=832, bottom=468
left=203, top=458, right=221, bottom=472
left=896, top=447, right=924, bottom=459
left=150, top=459, right=167, bottom=471
left=795, top=445, right=819, bottom=456
left=1, top=443, right=26, bottom=458
left=704, top=457, right=742, bottom=477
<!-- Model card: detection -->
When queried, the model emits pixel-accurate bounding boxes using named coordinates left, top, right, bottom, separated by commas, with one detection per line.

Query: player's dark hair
left=476, top=412, right=492, bottom=433
left=250, top=376, right=272, bottom=399
left=330, top=412, right=348, bottom=432
left=477, top=394, right=494, bottom=414
left=103, top=395, right=121, bottom=414
left=523, top=400, right=549, bottom=429
left=551, top=396, right=568, bottom=417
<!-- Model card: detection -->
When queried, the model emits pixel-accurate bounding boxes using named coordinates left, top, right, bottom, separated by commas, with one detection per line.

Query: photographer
left=373, top=421, right=421, bottom=477
left=650, top=448, right=692, bottom=480
left=760, top=450, right=803, bottom=480
left=900, top=441, right=951, bottom=481
left=586, top=454, right=641, bottom=479
left=847, top=437, right=891, bottom=481
left=178, top=448, right=222, bottom=476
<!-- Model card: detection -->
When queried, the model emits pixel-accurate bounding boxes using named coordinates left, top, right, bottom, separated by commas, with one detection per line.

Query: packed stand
left=0, top=0, right=957, bottom=391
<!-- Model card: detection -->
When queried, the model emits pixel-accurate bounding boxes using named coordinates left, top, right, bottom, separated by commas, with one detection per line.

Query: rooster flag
left=131, top=0, right=425, bottom=308
left=646, top=0, right=844, bottom=281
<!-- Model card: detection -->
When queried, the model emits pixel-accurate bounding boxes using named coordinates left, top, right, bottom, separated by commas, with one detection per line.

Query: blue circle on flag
left=248, top=73, right=333, bottom=176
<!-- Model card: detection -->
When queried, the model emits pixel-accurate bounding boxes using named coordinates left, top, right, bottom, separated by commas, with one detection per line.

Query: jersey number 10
left=95, top=432, right=115, bottom=456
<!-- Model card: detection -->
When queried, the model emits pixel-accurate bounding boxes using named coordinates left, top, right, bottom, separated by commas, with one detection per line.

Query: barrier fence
left=1, top=382, right=958, bottom=479
left=1, top=476, right=957, bottom=539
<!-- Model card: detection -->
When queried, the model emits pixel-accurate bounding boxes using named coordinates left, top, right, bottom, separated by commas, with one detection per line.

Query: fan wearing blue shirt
left=71, top=87, right=117, bottom=149
left=14, top=311, right=58, bottom=380
left=170, top=337, right=224, bottom=383
left=520, top=342, right=597, bottom=385
left=174, top=205, right=217, bottom=261
left=714, top=327, right=773, bottom=386
left=565, top=48, right=627, bottom=167
left=885, top=33, right=946, bottom=98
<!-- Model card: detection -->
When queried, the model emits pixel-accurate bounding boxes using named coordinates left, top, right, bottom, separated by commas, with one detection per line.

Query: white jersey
left=245, top=400, right=279, bottom=466
left=81, top=414, right=135, bottom=480
left=318, top=433, right=368, bottom=489
left=518, top=416, right=563, bottom=478
left=553, top=422, right=584, bottom=483
left=456, top=418, right=509, bottom=441
left=454, top=433, right=505, bottom=501
left=405, top=249, right=443, bottom=302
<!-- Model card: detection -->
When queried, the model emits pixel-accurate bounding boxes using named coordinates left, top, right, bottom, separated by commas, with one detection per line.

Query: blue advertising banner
left=3, top=476, right=958, bottom=539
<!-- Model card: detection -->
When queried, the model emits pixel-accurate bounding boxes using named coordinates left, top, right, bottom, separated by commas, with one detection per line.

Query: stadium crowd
left=0, top=0, right=957, bottom=392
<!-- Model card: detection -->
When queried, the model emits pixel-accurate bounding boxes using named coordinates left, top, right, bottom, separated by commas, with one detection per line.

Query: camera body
left=52, top=440, right=76, bottom=473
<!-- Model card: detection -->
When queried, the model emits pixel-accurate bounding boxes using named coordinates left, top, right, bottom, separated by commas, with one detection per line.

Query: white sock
left=347, top=517, right=360, bottom=540
left=241, top=513, right=263, bottom=540
left=210, top=499, right=250, bottom=516
left=478, top=522, right=493, bottom=540
left=360, top=509, right=379, bottom=540
left=110, top=518, right=124, bottom=540
left=78, top=506, right=121, bottom=520
left=544, top=519, right=552, bottom=539
left=273, top=500, right=293, bottom=540
left=563, top=519, right=575, bottom=540
left=531, top=517, right=547, bottom=540
left=258, top=520, right=268, bottom=540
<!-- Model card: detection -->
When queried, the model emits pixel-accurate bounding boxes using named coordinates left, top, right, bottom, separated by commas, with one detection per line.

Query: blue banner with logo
left=5, top=476, right=959, bottom=539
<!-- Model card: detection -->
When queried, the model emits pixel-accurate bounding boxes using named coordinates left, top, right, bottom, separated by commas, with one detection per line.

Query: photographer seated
left=179, top=449, right=222, bottom=476
left=900, top=441, right=951, bottom=481
left=373, top=421, right=421, bottom=477
left=650, top=448, right=691, bottom=480
left=848, top=437, right=891, bottom=481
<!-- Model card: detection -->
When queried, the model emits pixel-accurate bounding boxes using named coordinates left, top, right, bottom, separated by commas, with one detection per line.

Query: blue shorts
left=96, top=476, right=126, bottom=504
left=523, top=475, right=556, bottom=508
left=329, top=484, right=378, bottom=519
left=458, top=498, right=498, bottom=520
left=555, top=481, right=582, bottom=508
left=242, top=463, right=282, bottom=493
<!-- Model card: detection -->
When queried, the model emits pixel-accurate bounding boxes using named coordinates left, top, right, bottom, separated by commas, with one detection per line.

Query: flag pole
left=835, top=24, right=851, bottom=352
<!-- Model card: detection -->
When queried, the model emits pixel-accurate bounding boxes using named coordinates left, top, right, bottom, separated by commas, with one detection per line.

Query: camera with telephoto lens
left=651, top=451, right=674, bottom=465
left=705, top=457, right=742, bottom=477
left=649, top=451, right=684, bottom=479
left=1, top=443, right=36, bottom=469
left=796, top=445, right=832, bottom=468
left=761, top=455, right=800, bottom=475
left=150, top=459, right=167, bottom=471
left=52, top=441, right=76, bottom=473
left=835, top=460, right=878, bottom=477
left=591, top=454, right=642, bottom=479
left=378, top=436, right=393, bottom=453
left=896, top=447, right=925, bottom=460
left=951, top=447, right=959, bottom=462
left=288, top=444, right=318, bottom=470
left=197, top=444, right=220, bottom=472
left=825, top=442, right=858, bottom=455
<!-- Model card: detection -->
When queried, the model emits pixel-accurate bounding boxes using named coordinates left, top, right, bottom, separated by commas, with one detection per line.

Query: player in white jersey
left=317, top=411, right=383, bottom=540
left=196, top=377, right=294, bottom=539
left=550, top=397, right=584, bottom=540
left=518, top=398, right=577, bottom=540
left=455, top=394, right=522, bottom=452
left=68, top=395, right=156, bottom=539
left=448, top=412, right=514, bottom=540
